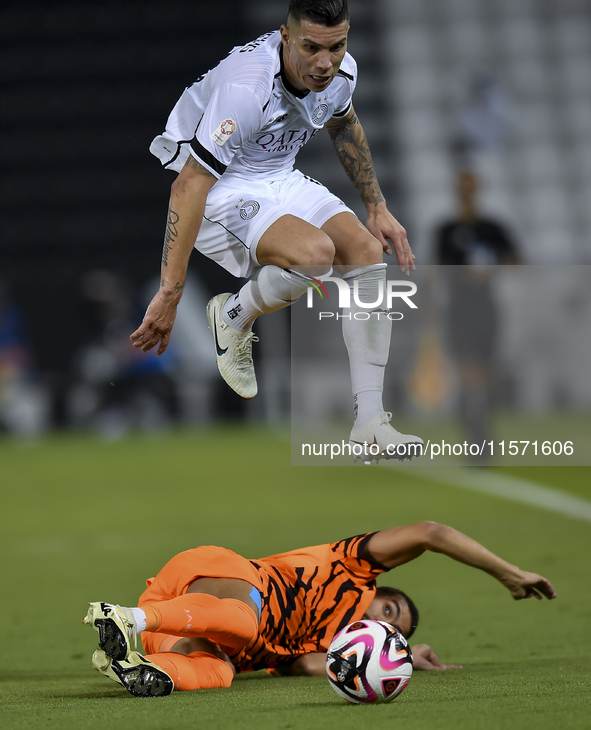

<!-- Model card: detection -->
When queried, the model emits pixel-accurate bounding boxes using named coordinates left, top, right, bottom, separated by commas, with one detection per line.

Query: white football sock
left=131, top=607, right=147, bottom=634
left=342, top=264, right=391, bottom=425
left=354, top=390, right=384, bottom=425
left=222, top=266, right=317, bottom=333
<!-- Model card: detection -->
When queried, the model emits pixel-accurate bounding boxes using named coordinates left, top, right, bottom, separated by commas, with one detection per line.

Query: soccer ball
left=326, top=619, right=413, bottom=704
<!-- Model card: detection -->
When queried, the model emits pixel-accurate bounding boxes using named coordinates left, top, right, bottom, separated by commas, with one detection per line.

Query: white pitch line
left=408, top=467, right=591, bottom=523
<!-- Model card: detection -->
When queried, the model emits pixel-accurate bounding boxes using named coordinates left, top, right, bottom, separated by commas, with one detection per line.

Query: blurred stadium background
left=2, top=0, right=591, bottom=439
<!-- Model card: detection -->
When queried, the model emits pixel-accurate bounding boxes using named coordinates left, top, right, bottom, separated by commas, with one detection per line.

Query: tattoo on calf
left=162, top=209, right=180, bottom=266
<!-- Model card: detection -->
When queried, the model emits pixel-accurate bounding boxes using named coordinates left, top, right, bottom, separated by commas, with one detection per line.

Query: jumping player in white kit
left=130, top=0, right=423, bottom=459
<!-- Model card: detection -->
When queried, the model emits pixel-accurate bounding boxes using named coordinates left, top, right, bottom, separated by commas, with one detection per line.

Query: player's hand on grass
left=410, top=644, right=463, bottom=671
left=130, top=289, right=180, bottom=356
left=365, top=203, right=416, bottom=276
left=503, top=570, right=557, bottom=601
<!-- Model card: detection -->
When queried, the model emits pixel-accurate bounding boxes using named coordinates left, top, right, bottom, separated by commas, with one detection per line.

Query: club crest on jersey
left=212, top=118, right=237, bottom=146
left=312, top=103, right=329, bottom=123
left=239, top=200, right=260, bottom=220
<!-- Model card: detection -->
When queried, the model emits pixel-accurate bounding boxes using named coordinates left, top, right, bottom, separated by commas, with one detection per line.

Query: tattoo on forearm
left=326, top=114, right=385, bottom=207
left=158, top=279, right=185, bottom=293
left=162, top=208, right=180, bottom=266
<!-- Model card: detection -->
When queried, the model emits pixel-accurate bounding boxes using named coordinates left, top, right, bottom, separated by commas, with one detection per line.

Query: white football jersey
left=150, top=30, right=357, bottom=179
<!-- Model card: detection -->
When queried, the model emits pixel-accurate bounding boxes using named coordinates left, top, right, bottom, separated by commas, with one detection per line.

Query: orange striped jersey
left=233, top=533, right=388, bottom=672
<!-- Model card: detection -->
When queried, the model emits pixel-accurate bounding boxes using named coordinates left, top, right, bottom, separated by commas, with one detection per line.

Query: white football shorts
left=194, top=168, right=355, bottom=278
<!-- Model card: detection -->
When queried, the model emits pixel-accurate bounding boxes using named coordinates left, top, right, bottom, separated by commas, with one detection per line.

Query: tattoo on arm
left=186, top=154, right=215, bottom=176
left=159, top=277, right=185, bottom=293
left=162, top=208, right=180, bottom=266
left=326, top=112, right=385, bottom=207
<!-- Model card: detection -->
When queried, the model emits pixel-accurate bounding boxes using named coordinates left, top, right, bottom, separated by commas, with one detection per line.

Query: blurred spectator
left=435, top=170, right=520, bottom=457
left=69, top=271, right=179, bottom=439
left=0, top=279, right=49, bottom=437
left=437, top=171, right=519, bottom=266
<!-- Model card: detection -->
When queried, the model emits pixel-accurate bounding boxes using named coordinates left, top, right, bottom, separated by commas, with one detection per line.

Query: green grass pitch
left=1, top=427, right=590, bottom=729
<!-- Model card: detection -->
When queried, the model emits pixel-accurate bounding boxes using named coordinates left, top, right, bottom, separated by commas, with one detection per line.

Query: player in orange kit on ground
left=83, top=522, right=555, bottom=697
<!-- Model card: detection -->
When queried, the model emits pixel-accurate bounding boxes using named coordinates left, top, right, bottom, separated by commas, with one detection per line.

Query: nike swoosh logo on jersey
left=213, top=319, right=228, bottom=356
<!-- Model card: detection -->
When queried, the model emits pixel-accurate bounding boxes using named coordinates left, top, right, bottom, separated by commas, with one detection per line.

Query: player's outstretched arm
left=366, top=522, right=556, bottom=601
left=274, top=652, right=327, bottom=677
left=274, top=646, right=461, bottom=675
left=325, top=106, right=415, bottom=275
left=130, top=155, right=216, bottom=355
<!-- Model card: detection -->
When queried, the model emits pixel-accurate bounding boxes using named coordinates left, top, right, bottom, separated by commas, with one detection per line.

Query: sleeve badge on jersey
left=212, top=118, right=237, bottom=146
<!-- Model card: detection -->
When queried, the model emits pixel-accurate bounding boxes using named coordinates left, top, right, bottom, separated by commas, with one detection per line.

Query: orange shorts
left=138, top=545, right=263, bottom=655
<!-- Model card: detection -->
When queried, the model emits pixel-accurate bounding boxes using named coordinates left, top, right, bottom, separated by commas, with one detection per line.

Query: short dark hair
left=376, top=586, right=419, bottom=640
left=287, top=0, right=349, bottom=27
